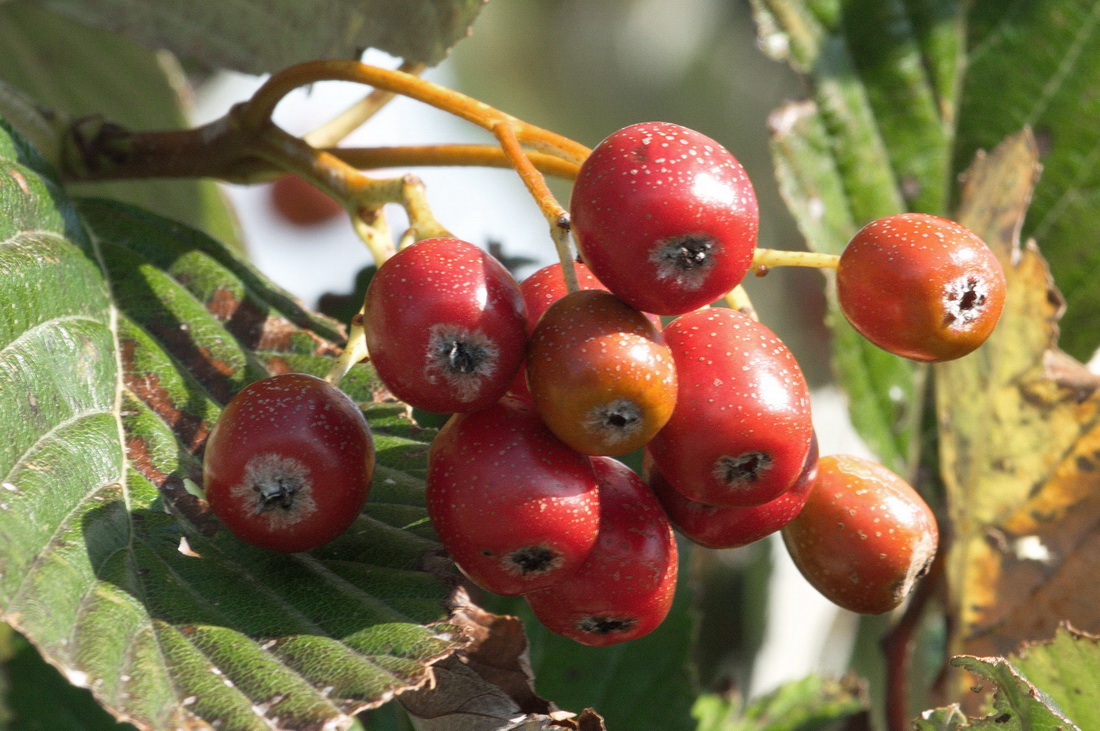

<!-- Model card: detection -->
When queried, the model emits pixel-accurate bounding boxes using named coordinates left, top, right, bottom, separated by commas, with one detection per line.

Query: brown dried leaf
left=936, top=129, right=1100, bottom=699
left=399, top=589, right=606, bottom=730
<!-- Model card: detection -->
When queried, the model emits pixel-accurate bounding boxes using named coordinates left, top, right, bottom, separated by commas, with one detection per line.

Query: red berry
left=269, top=174, right=344, bottom=226
left=525, top=456, right=678, bottom=646
left=520, top=260, right=609, bottom=324
left=646, top=307, right=813, bottom=507
left=203, top=373, right=375, bottom=553
left=836, top=213, right=1006, bottom=362
left=426, top=398, right=601, bottom=596
left=517, top=260, right=662, bottom=331
left=570, top=121, right=758, bottom=315
left=362, top=237, right=528, bottom=413
left=645, top=434, right=818, bottom=549
left=525, top=290, right=677, bottom=456
left=781, top=454, right=939, bottom=615
left=508, top=260, right=612, bottom=401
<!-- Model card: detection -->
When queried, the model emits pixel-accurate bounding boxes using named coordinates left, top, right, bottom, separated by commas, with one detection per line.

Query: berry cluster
left=201, top=121, right=1004, bottom=644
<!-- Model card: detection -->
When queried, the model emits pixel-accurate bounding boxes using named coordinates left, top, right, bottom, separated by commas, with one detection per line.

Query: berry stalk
left=493, top=122, right=579, bottom=293
left=335, top=145, right=580, bottom=179
left=751, top=248, right=839, bottom=271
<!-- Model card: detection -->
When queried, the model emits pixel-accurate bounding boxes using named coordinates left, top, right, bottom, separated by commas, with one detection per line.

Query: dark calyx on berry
left=241, top=453, right=313, bottom=514
left=254, top=475, right=304, bottom=512
left=589, top=399, right=643, bottom=437
left=651, top=234, right=719, bottom=289
left=426, top=327, right=502, bottom=402
left=444, top=339, right=484, bottom=374
left=943, top=275, right=988, bottom=327
left=714, top=451, right=773, bottom=486
left=505, top=544, right=563, bottom=576
left=577, top=615, right=637, bottom=636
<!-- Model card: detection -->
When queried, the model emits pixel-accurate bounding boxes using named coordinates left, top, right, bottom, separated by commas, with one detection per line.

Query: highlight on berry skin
left=836, top=213, right=1006, bottom=362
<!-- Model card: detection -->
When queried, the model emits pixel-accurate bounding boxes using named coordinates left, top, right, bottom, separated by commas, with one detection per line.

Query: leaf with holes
left=0, top=118, right=469, bottom=729
left=915, top=655, right=1081, bottom=730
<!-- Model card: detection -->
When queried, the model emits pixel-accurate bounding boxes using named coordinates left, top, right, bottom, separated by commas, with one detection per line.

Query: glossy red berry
left=570, top=121, right=758, bottom=315
left=525, top=456, right=678, bottom=646
left=520, top=260, right=609, bottom=323
left=426, top=398, right=601, bottom=596
left=362, top=237, right=528, bottom=413
left=269, top=174, right=344, bottom=226
left=646, top=307, right=813, bottom=507
left=203, top=373, right=375, bottom=553
left=781, top=454, right=939, bottom=615
left=836, top=213, right=1006, bottom=362
left=525, top=290, right=677, bottom=456
left=645, top=434, right=818, bottom=549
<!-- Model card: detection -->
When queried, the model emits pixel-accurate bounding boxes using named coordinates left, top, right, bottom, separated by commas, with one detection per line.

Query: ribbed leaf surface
left=0, top=121, right=464, bottom=730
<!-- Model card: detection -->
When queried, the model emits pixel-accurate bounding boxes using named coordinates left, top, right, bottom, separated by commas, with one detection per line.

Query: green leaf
left=0, top=2, right=243, bottom=250
left=0, top=120, right=466, bottom=728
left=34, top=0, right=488, bottom=71
left=1010, top=625, right=1100, bottom=730
left=914, top=656, right=1081, bottom=730
left=693, top=674, right=869, bottom=731
left=2, top=628, right=137, bottom=730
left=915, top=627, right=1100, bottom=729
left=954, top=1, right=1100, bottom=362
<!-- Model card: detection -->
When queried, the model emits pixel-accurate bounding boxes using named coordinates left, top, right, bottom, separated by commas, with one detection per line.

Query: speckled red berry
left=508, top=260, right=612, bottom=401
left=362, top=237, right=528, bottom=413
left=203, top=373, right=375, bottom=552
left=646, top=307, right=814, bottom=507
left=525, top=456, right=678, bottom=646
left=836, top=213, right=1006, bottom=362
left=645, top=434, right=818, bottom=549
left=570, top=122, right=758, bottom=316
left=426, top=398, right=601, bottom=596
left=781, top=454, right=939, bottom=615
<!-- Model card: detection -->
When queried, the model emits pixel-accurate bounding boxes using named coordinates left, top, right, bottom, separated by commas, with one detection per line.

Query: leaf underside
left=35, top=0, right=488, bottom=72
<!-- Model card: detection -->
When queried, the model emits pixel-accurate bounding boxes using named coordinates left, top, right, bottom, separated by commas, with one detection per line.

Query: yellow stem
left=400, top=174, right=452, bottom=241
left=725, top=286, right=758, bottom=321
left=242, top=60, right=591, bottom=165
left=352, top=214, right=395, bottom=268
left=325, top=317, right=369, bottom=385
left=334, top=144, right=580, bottom=179
left=751, top=248, right=840, bottom=270
left=304, top=61, right=426, bottom=148
left=493, top=121, right=579, bottom=293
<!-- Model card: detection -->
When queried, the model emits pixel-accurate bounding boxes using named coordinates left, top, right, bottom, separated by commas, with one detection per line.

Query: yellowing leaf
left=936, top=130, right=1100, bottom=697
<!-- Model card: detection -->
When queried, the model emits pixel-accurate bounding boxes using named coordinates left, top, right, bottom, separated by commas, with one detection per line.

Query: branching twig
left=304, top=61, right=426, bottom=148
